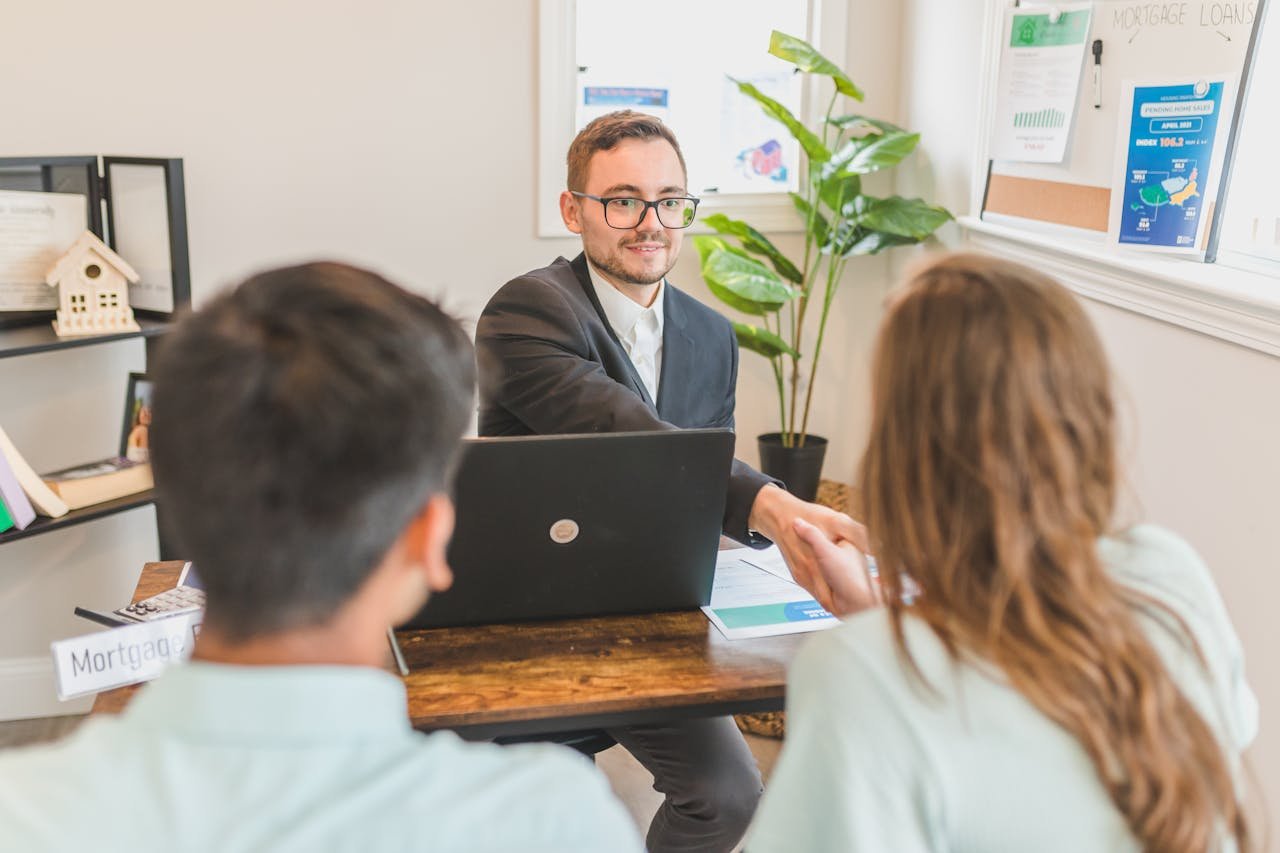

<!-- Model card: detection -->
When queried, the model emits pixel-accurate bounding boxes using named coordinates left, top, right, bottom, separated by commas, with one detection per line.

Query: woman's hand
left=790, top=517, right=883, bottom=617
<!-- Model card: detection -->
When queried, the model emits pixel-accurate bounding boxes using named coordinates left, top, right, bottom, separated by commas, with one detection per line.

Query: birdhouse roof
left=45, top=231, right=141, bottom=288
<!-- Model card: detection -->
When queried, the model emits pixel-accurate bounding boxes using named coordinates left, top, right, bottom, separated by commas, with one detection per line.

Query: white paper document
left=991, top=4, right=1093, bottom=163
left=0, top=190, right=86, bottom=311
left=740, top=544, right=797, bottom=583
left=702, top=547, right=839, bottom=641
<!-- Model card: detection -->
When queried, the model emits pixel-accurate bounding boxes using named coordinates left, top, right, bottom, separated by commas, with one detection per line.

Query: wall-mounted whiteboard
left=981, top=0, right=1262, bottom=242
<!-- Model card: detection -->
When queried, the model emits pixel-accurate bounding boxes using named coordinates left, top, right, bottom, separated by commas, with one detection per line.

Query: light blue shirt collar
left=125, top=661, right=411, bottom=742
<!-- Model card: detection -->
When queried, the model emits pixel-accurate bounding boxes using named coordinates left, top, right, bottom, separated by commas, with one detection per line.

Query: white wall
left=897, top=0, right=1280, bottom=836
left=1, top=0, right=584, bottom=717
left=0, top=1, right=905, bottom=716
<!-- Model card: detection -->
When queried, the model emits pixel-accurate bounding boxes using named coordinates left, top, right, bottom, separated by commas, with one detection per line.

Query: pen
left=1092, top=39, right=1104, bottom=109
left=386, top=626, right=409, bottom=677
left=73, top=606, right=131, bottom=628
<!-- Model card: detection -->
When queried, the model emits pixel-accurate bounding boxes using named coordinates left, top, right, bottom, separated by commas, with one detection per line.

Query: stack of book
left=0, top=425, right=153, bottom=532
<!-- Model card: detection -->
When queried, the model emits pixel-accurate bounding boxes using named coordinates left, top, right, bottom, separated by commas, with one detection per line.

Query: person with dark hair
left=0, top=262, right=642, bottom=852
left=746, top=252, right=1256, bottom=852
left=477, top=109, right=865, bottom=853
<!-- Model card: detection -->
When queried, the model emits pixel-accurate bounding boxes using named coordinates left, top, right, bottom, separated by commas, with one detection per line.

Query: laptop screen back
left=407, top=429, right=734, bottom=629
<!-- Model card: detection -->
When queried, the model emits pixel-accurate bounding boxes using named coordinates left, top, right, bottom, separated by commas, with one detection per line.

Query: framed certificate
left=0, top=155, right=191, bottom=327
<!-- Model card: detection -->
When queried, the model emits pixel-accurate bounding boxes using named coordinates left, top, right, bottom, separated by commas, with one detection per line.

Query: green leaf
left=823, top=131, right=920, bottom=179
left=768, top=31, right=864, bottom=100
left=733, top=322, right=799, bottom=359
left=732, top=78, right=831, bottom=164
left=817, top=174, right=861, bottom=216
left=855, top=196, right=953, bottom=239
left=827, top=114, right=905, bottom=136
left=694, top=237, right=796, bottom=316
left=703, top=213, right=804, bottom=284
left=790, top=193, right=830, bottom=248
left=840, top=230, right=918, bottom=257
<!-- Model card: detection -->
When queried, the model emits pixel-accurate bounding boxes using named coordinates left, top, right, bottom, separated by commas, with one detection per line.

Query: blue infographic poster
left=1115, top=80, right=1227, bottom=251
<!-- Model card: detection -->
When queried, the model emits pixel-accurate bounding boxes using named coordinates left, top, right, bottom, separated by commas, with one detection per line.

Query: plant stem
left=788, top=90, right=842, bottom=443
left=764, top=311, right=790, bottom=445
left=771, top=355, right=788, bottom=446
left=799, top=257, right=845, bottom=443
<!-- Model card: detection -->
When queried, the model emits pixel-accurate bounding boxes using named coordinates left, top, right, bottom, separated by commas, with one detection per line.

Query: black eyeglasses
left=570, top=192, right=700, bottom=229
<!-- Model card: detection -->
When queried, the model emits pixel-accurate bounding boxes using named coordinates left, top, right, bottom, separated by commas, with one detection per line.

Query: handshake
left=747, top=483, right=883, bottom=618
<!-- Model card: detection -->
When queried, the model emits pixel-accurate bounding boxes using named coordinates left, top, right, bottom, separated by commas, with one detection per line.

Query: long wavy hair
left=861, top=252, right=1248, bottom=851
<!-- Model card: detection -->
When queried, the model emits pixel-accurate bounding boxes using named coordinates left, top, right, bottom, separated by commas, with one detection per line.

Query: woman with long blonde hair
left=747, top=252, right=1256, bottom=852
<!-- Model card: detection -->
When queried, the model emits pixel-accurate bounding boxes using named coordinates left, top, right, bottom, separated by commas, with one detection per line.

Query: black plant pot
left=757, top=433, right=828, bottom=503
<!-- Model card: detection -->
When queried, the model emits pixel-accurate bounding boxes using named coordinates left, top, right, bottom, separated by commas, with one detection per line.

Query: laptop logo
left=549, top=519, right=580, bottom=544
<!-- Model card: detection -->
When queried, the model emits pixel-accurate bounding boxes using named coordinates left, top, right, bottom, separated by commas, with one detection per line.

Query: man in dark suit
left=477, top=111, right=862, bottom=853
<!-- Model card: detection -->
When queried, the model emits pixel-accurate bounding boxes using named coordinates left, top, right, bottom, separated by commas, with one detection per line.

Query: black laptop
left=405, top=429, right=734, bottom=629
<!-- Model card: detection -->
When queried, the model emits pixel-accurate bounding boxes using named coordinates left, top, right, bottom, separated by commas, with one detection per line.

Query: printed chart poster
left=578, top=86, right=669, bottom=129
left=1113, top=79, right=1231, bottom=252
left=991, top=3, right=1092, bottom=163
left=717, top=71, right=800, bottom=194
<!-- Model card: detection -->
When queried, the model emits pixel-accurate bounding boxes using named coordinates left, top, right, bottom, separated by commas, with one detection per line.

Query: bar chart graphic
left=1013, top=108, right=1066, bottom=128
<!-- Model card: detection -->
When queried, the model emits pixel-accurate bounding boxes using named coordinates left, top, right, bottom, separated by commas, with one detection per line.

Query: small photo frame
left=120, top=373, right=155, bottom=462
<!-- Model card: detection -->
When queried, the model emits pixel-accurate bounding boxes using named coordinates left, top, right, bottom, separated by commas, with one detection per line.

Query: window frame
left=536, top=0, right=848, bottom=238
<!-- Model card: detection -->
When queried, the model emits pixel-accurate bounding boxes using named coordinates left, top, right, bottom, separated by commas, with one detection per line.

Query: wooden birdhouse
left=45, top=231, right=141, bottom=337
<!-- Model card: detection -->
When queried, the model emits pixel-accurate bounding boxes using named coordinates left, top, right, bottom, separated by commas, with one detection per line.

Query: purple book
left=0, top=450, right=36, bottom=530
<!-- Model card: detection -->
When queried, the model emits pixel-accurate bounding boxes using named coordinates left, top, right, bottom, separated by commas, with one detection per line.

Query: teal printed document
left=702, top=547, right=839, bottom=640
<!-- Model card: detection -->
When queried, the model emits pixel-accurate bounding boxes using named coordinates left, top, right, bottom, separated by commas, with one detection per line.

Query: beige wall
left=0, top=1, right=906, bottom=715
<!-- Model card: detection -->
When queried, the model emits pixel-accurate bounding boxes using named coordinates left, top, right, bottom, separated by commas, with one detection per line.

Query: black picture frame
left=103, top=157, right=191, bottom=320
left=120, top=372, right=154, bottom=462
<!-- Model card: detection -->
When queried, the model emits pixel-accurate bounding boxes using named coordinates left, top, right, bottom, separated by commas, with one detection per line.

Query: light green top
left=747, top=525, right=1257, bottom=852
left=0, top=662, right=642, bottom=853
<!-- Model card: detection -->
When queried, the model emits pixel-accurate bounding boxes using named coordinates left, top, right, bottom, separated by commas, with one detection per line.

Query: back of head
left=566, top=109, right=687, bottom=192
left=149, top=262, right=474, bottom=642
left=862, top=251, right=1248, bottom=851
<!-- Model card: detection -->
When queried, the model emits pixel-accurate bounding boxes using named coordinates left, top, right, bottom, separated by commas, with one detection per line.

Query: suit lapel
left=569, top=253, right=656, bottom=408
left=656, top=284, right=696, bottom=420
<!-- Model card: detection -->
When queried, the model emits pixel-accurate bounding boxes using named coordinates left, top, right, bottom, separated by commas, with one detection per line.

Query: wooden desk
left=93, top=561, right=806, bottom=739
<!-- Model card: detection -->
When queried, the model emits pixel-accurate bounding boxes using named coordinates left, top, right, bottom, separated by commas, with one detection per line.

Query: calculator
left=114, top=562, right=206, bottom=622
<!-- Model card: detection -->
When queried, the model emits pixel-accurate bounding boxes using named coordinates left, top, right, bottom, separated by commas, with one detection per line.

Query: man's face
left=561, top=137, right=687, bottom=289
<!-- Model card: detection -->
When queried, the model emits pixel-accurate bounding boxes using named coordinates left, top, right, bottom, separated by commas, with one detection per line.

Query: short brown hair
left=151, top=263, right=474, bottom=642
left=566, top=110, right=687, bottom=192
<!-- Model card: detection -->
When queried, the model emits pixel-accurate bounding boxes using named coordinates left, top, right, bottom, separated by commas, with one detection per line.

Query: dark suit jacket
left=476, top=253, right=775, bottom=543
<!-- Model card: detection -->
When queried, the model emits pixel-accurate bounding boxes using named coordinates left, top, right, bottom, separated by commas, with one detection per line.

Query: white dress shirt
left=587, top=262, right=665, bottom=403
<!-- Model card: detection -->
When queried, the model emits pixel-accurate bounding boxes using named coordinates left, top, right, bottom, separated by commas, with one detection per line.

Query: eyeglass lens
left=603, top=198, right=697, bottom=229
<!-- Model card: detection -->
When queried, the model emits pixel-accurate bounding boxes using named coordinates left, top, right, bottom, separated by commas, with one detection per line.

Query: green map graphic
left=1130, top=168, right=1199, bottom=213
left=1138, top=185, right=1170, bottom=207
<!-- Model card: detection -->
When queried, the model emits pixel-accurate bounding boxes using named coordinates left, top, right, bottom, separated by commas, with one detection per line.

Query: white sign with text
left=51, top=612, right=202, bottom=700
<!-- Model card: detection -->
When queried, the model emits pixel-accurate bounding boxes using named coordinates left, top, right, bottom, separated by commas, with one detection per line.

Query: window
left=1215, top=3, right=1280, bottom=269
left=576, top=0, right=806, bottom=196
left=538, top=0, right=848, bottom=236
left=70, top=293, right=86, bottom=314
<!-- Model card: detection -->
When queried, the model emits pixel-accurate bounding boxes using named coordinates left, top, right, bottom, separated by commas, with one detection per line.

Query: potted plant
left=695, top=31, right=952, bottom=501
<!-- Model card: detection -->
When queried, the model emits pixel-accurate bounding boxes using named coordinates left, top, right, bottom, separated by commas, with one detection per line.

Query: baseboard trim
left=0, top=656, right=93, bottom=720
